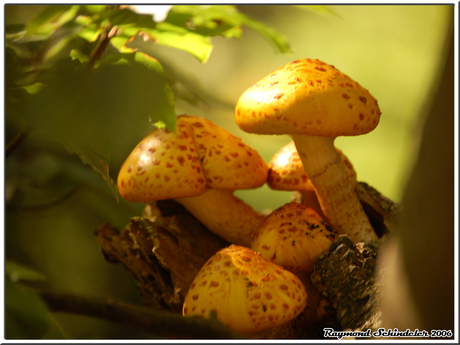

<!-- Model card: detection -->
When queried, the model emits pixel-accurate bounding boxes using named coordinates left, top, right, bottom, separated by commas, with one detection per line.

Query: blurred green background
left=165, top=5, right=453, bottom=209
left=4, top=4, right=454, bottom=339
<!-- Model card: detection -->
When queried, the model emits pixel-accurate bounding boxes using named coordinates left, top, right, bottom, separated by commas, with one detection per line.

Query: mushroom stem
left=291, top=134, right=377, bottom=242
left=298, top=190, right=324, bottom=218
left=175, top=189, right=265, bottom=247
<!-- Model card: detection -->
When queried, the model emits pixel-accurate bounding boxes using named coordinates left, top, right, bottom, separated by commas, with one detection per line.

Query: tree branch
left=37, top=289, right=243, bottom=339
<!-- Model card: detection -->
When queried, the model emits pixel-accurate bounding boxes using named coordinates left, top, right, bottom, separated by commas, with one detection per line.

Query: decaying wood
left=94, top=200, right=229, bottom=312
left=308, top=184, right=401, bottom=332
left=94, top=183, right=400, bottom=339
left=311, top=235, right=384, bottom=331
left=95, top=199, right=340, bottom=339
left=292, top=181, right=401, bottom=238
left=356, top=182, right=402, bottom=237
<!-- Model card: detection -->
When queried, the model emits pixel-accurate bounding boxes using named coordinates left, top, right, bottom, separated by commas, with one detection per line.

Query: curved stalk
left=291, top=134, right=377, bottom=243
left=175, top=189, right=266, bottom=247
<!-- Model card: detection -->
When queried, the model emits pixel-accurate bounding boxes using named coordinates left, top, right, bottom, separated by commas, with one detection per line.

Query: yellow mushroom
left=268, top=141, right=357, bottom=218
left=182, top=245, right=308, bottom=333
left=251, top=202, right=337, bottom=274
left=117, top=115, right=268, bottom=246
left=235, top=59, right=380, bottom=242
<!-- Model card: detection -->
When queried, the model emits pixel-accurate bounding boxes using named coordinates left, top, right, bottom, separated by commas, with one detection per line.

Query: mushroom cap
left=235, top=59, right=381, bottom=137
left=268, top=141, right=357, bottom=192
left=117, top=115, right=268, bottom=202
left=183, top=116, right=267, bottom=190
left=117, top=117, right=206, bottom=202
left=251, top=202, right=337, bottom=273
left=182, top=245, right=308, bottom=333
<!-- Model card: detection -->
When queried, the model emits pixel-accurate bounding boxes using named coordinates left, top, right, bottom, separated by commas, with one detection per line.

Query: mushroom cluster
left=117, top=58, right=385, bottom=336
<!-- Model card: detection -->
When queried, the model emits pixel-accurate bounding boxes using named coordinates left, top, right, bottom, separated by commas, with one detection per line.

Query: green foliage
left=164, top=5, right=291, bottom=53
left=5, top=4, right=289, bottom=200
left=5, top=261, right=47, bottom=283
left=4, top=4, right=290, bottom=339
left=5, top=262, right=65, bottom=339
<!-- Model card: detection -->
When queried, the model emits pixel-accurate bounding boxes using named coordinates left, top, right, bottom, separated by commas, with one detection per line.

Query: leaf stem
left=86, top=24, right=118, bottom=71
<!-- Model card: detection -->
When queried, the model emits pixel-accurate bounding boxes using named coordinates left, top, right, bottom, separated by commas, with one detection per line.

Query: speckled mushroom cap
left=268, top=141, right=357, bottom=191
left=117, top=115, right=268, bottom=202
left=184, top=115, right=267, bottom=190
left=235, top=59, right=381, bottom=137
left=183, top=245, right=308, bottom=333
left=251, top=203, right=338, bottom=274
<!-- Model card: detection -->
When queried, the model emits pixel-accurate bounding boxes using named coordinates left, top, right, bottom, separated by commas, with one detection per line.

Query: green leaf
left=93, top=52, right=131, bottom=66
left=5, top=149, right=81, bottom=210
left=165, top=5, right=240, bottom=37
left=93, top=51, right=164, bottom=72
left=162, top=5, right=290, bottom=55
left=57, top=5, right=80, bottom=26
left=107, top=7, right=157, bottom=29
left=23, top=59, right=177, bottom=197
left=158, top=84, right=177, bottom=131
left=61, top=139, right=119, bottom=202
left=25, top=5, right=79, bottom=38
left=43, top=32, right=76, bottom=61
left=109, top=35, right=137, bottom=53
left=5, top=23, right=26, bottom=35
left=151, top=119, right=167, bottom=129
left=5, top=47, right=27, bottom=86
left=5, top=261, right=46, bottom=283
left=5, top=280, right=65, bottom=339
left=22, top=82, right=45, bottom=95
left=84, top=5, right=109, bottom=14
left=133, top=51, right=163, bottom=73
left=78, top=23, right=104, bottom=42
left=102, top=7, right=213, bottom=62
left=140, top=22, right=213, bottom=62
left=70, top=48, right=89, bottom=63
left=237, top=12, right=292, bottom=53
left=26, top=5, right=70, bottom=33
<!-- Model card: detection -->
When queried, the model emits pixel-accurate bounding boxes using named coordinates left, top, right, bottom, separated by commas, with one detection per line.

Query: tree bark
left=95, top=184, right=401, bottom=338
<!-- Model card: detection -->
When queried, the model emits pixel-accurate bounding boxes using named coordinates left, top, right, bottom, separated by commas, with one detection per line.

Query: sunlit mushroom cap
left=117, top=115, right=268, bottom=202
left=182, top=116, right=267, bottom=190
left=251, top=202, right=338, bottom=273
left=235, top=59, right=381, bottom=136
left=268, top=141, right=357, bottom=191
left=182, top=245, right=308, bottom=333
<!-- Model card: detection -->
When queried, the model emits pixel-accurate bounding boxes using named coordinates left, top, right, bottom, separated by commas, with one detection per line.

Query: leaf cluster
left=5, top=4, right=289, bottom=199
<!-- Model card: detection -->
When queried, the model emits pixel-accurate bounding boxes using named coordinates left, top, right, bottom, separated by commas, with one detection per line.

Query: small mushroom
left=117, top=115, right=268, bottom=246
left=251, top=202, right=338, bottom=274
left=182, top=245, right=308, bottom=333
left=235, top=59, right=381, bottom=242
left=268, top=141, right=357, bottom=217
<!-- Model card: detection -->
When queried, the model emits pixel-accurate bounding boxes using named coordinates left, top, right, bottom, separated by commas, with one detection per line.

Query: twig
left=86, top=25, right=119, bottom=71
left=37, top=289, right=243, bottom=339
left=6, top=127, right=31, bottom=159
